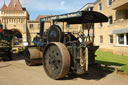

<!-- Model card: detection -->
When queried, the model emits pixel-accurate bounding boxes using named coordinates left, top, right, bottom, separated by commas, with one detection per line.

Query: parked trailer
left=23, top=11, right=108, bottom=79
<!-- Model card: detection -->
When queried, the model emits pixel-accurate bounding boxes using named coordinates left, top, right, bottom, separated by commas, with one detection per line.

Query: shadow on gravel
left=0, top=53, right=24, bottom=62
left=60, top=65, right=112, bottom=81
left=60, top=60, right=126, bottom=81
left=96, top=60, right=125, bottom=66
left=11, top=53, right=24, bottom=61
left=0, top=64, right=11, bottom=68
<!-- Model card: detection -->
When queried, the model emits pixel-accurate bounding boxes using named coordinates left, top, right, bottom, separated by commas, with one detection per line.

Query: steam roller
left=23, top=11, right=108, bottom=79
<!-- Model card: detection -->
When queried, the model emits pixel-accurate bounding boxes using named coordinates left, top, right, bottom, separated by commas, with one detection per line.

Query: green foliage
left=95, top=50, right=128, bottom=72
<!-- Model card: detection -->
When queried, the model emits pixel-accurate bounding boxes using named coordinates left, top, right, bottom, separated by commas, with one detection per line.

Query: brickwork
left=93, top=0, right=128, bottom=56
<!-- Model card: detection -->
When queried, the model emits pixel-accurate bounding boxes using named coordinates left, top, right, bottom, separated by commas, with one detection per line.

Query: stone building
left=0, top=0, right=29, bottom=47
left=0, top=0, right=80, bottom=46
left=82, top=0, right=128, bottom=56
left=1, top=0, right=128, bottom=56
left=0, top=0, right=46, bottom=46
left=27, top=20, right=40, bottom=45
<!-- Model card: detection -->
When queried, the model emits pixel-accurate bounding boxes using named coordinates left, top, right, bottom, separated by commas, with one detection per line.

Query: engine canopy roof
left=40, top=11, right=108, bottom=24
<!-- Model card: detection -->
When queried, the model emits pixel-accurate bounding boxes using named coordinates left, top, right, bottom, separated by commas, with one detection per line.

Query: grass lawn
left=95, top=50, right=128, bottom=73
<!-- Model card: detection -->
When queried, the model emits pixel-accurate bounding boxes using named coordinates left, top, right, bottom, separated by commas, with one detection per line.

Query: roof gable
left=1, top=2, right=7, bottom=11
left=7, top=0, right=23, bottom=10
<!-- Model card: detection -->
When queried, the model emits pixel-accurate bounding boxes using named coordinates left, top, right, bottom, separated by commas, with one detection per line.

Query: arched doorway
left=11, top=29, right=23, bottom=47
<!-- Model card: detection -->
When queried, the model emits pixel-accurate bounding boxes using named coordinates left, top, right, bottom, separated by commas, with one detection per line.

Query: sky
left=0, top=0, right=96, bottom=20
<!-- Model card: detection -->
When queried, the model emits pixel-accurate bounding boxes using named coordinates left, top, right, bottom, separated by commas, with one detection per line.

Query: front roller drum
left=23, top=47, right=42, bottom=66
left=43, top=42, right=71, bottom=79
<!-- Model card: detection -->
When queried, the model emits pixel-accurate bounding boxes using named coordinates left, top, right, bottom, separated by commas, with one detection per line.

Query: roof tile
left=1, top=2, right=7, bottom=10
left=36, top=15, right=54, bottom=21
left=7, top=0, right=23, bottom=10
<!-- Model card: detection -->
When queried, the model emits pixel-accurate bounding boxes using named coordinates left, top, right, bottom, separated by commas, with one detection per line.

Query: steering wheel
left=77, top=31, right=87, bottom=43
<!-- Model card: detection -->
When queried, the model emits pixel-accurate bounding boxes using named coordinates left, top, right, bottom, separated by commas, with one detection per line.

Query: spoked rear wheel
left=43, top=42, right=70, bottom=79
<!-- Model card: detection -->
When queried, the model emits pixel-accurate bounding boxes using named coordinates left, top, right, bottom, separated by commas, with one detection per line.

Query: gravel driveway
left=0, top=60, right=128, bottom=85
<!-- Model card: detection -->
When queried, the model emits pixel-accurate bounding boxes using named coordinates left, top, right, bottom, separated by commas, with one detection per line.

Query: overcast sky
left=0, top=0, right=96, bottom=20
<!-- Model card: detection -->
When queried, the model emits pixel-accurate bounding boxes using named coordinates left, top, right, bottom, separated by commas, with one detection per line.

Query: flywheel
left=47, top=25, right=63, bottom=42
left=43, top=42, right=70, bottom=79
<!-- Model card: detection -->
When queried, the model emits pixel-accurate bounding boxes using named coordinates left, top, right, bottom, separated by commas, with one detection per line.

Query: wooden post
left=85, top=47, right=88, bottom=71
left=63, top=22, right=64, bottom=32
left=80, top=48, right=84, bottom=68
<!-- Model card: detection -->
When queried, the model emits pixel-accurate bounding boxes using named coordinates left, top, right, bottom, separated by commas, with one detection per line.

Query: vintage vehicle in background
left=0, top=24, right=24, bottom=61
left=23, top=11, right=108, bottom=79
left=0, top=24, right=13, bottom=61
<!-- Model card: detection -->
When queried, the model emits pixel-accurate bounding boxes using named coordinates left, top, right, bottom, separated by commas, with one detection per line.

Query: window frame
left=116, top=33, right=128, bottom=46
left=108, top=16, right=113, bottom=25
left=107, top=0, right=112, bottom=7
left=100, top=35, right=103, bottom=43
left=98, top=2, right=102, bottom=11
left=109, top=35, right=113, bottom=44
left=98, top=23, right=103, bottom=28
left=29, top=24, right=34, bottom=29
left=66, top=23, right=70, bottom=28
left=38, top=24, right=40, bottom=29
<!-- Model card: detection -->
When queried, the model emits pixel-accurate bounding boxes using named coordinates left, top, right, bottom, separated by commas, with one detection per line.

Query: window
left=90, top=7, right=93, bottom=11
left=100, top=35, right=103, bottom=43
left=87, top=7, right=93, bottom=11
left=29, top=24, right=34, bottom=29
left=118, top=34, right=124, bottom=44
left=38, top=24, right=40, bottom=29
left=14, top=0, right=16, bottom=8
left=108, top=16, right=113, bottom=25
left=99, top=23, right=103, bottom=28
left=116, top=33, right=128, bottom=46
left=98, top=3, right=102, bottom=11
left=127, top=33, right=128, bottom=45
left=66, top=23, right=70, bottom=28
left=108, top=0, right=112, bottom=7
left=109, top=35, right=113, bottom=43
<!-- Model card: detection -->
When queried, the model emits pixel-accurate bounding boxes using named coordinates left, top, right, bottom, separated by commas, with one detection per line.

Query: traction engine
left=23, top=11, right=108, bottom=79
